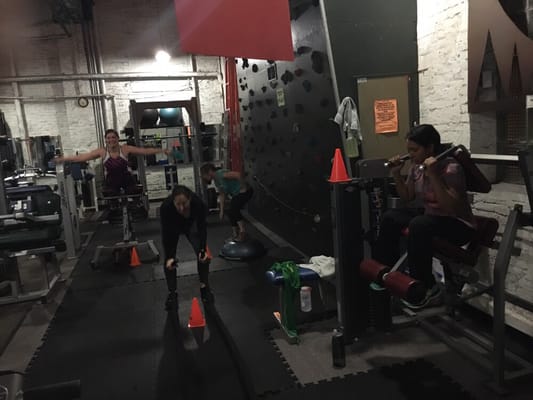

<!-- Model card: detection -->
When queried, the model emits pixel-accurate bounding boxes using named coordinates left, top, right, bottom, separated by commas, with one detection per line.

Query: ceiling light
left=155, top=50, right=170, bottom=63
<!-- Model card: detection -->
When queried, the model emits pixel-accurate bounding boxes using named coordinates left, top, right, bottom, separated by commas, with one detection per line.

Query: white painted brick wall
left=418, top=0, right=471, bottom=145
left=419, top=1, right=533, bottom=335
left=0, top=0, right=224, bottom=193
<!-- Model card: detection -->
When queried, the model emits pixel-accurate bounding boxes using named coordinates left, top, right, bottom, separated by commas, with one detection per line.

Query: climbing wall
left=238, top=3, right=341, bottom=256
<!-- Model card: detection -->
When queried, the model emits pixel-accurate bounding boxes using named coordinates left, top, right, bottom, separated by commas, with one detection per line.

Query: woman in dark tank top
left=55, top=128, right=168, bottom=195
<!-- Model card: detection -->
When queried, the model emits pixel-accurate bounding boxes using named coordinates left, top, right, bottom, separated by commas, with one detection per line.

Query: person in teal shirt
left=201, top=163, right=253, bottom=241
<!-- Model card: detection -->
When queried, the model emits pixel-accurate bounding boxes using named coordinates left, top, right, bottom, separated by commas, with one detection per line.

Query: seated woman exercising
left=56, top=128, right=168, bottom=195
left=375, top=124, right=476, bottom=309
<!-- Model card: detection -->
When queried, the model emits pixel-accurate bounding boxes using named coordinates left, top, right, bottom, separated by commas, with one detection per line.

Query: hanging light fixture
left=155, top=49, right=170, bottom=64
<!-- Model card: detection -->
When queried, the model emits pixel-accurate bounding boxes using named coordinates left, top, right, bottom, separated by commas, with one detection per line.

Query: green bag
left=270, top=261, right=301, bottom=338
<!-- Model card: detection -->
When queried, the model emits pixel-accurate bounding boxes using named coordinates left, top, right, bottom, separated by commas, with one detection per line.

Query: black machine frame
left=332, top=145, right=533, bottom=394
left=129, top=98, right=205, bottom=208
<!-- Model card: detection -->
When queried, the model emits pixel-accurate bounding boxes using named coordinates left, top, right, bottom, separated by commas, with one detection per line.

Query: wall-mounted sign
left=374, top=99, right=398, bottom=134
left=276, top=88, right=286, bottom=107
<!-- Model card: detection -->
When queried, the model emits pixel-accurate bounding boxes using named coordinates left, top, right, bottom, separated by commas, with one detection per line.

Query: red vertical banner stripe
left=174, top=0, right=294, bottom=61
left=225, top=58, right=242, bottom=173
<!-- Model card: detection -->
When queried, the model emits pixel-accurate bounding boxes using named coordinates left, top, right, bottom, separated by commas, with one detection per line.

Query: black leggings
left=375, top=209, right=475, bottom=288
left=163, top=230, right=210, bottom=293
left=227, top=188, right=253, bottom=227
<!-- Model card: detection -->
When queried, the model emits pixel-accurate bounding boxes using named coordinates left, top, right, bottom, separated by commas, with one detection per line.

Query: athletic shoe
left=200, top=286, right=214, bottom=304
left=225, top=236, right=238, bottom=243
left=402, top=284, right=444, bottom=310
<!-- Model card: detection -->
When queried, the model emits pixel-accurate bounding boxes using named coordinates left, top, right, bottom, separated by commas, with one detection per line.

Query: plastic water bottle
left=332, top=329, right=346, bottom=368
left=345, top=135, right=359, bottom=158
left=300, top=286, right=312, bottom=312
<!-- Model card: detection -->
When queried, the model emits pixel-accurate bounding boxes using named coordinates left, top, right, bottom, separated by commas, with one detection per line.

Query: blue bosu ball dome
left=159, top=107, right=183, bottom=126
left=219, top=238, right=266, bottom=261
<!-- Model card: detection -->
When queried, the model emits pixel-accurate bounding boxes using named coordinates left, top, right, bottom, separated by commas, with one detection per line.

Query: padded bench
left=0, top=190, right=65, bottom=305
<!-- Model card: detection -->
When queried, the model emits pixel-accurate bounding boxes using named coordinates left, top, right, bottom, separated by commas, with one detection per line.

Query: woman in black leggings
left=375, top=124, right=475, bottom=309
left=160, top=185, right=212, bottom=310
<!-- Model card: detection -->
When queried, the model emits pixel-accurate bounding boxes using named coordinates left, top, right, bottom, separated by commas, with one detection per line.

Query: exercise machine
left=0, top=184, right=65, bottom=305
left=90, top=186, right=159, bottom=269
left=0, top=371, right=80, bottom=400
left=55, top=161, right=82, bottom=259
left=356, top=144, right=533, bottom=393
left=129, top=99, right=205, bottom=207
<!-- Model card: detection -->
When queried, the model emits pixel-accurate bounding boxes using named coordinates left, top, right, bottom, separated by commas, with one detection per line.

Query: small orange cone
left=206, top=245, right=213, bottom=260
left=188, top=297, right=206, bottom=328
left=130, top=247, right=141, bottom=267
left=328, top=148, right=351, bottom=183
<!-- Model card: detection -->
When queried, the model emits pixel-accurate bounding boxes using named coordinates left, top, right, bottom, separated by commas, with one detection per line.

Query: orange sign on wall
left=374, top=99, right=399, bottom=134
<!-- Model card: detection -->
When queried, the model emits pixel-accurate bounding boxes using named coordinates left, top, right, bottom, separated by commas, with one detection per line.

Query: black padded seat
left=432, top=215, right=499, bottom=267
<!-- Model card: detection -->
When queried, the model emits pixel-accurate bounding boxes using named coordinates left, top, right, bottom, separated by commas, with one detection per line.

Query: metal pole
left=491, top=205, right=521, bottom=393
left=0, top=94, right=114, bottom=101
left=91, top=10, right=109, bottom=131
left=331, top=180, right=368, bottom=341
left=190, top=55, right=207, bottom=203
left=318, top=0, right=352, bottom=176
left=0, top=72, right=220, bottom=84
left=318, top=0, right=340, bottom=107
left=0, top=157, right=7, bottom=215
left=110, top=96, right=118, bottom=131
left=130, top=100, right=149, bottom=211
left=7, top=47, right=29, bottom=141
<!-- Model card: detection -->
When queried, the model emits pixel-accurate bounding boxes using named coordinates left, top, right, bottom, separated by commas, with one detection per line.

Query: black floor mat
left=24, top=276, right=248, bottom=400
left=259, top=358, right=476, bottom=399
left=70, top=216, right=254, bottom=292
left=23, top=213, right=331, bottom=399
left=208, top=242, right=320, bottom=397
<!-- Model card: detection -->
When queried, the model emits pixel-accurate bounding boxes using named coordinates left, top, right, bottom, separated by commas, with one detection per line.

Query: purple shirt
left=407, top=157, right=474, bottom=226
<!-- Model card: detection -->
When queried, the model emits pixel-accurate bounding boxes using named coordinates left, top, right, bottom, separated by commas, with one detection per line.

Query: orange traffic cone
left=206, top=245, right=213, bottom=260
left=188, top=297, right=206, bottom=328
left=328, top=148, right=351, bottom=183
left=130, top=247, right=141, bottom=267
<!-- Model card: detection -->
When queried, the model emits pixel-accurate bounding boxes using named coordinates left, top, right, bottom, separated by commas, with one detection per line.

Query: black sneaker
left=165, top=292, right=178, bottom=311
left=225, top=235, right=238, bottom=243
left=200, top=286, right=214, bottom=304
left=402, top=284, right=443, bottom=310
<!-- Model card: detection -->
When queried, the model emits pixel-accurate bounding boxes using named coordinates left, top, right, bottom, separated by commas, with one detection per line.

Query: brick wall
left=0, top=0, right=224, bottom=189
left=419, top=1, right=533, bottom=335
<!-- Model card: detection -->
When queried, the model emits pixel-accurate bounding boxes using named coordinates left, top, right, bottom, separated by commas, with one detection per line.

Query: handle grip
left=418, top=144, right=459, bottom=171
left=384, top=154, right=410, bottom=168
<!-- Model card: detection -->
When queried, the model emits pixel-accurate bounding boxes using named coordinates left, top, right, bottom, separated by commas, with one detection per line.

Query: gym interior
left=1, top=0, right=533, bottom=399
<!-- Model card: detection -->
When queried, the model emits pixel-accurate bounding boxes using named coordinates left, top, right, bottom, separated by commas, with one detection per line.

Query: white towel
left=300, top=255, right=335, bottom=279
left=333, top=97, right=362, bottom=158
left=333, top=97, right=361, bottom=137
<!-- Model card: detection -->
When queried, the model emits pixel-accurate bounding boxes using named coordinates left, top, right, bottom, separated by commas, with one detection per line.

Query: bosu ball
left=219, top=237, right=266, bottom=261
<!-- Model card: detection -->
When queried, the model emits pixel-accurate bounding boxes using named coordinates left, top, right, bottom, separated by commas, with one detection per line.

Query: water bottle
left=344, top=134, right=359, bottom=158
left=332, top=329, right=346, bottom=368
left=300, top=286, right=312, bottom=312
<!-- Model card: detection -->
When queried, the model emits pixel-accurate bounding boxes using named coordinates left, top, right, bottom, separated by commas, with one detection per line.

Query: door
left=357, top=75, right=412, bottom=160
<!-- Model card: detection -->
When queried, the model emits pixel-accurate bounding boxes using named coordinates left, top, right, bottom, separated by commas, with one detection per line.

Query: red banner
left=225, top=58, right=242, bottom=172
left=174, top=0, right=294, bottom=61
